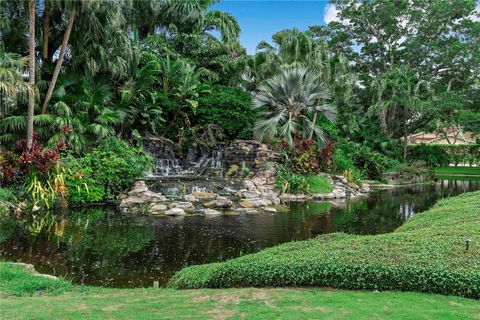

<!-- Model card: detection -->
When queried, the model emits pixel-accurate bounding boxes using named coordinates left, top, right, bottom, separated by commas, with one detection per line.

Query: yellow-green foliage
left=170, top=191, right=480, bottom=298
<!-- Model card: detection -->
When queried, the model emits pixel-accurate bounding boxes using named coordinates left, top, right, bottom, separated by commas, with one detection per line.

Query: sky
left=211, top=0, right=334, bottom=54
left=212, top=0, right=480, bottom=54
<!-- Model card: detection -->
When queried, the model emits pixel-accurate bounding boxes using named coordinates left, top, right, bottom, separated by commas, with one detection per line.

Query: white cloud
left=323, top=4, right=340, bottom=24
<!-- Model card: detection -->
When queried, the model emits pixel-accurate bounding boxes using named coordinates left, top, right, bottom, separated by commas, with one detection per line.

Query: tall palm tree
left=253, top=67, right=336, bottom=148
left=26, top=0, right=35, bottom=149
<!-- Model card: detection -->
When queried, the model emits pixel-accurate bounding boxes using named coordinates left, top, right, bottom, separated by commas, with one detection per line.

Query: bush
left=407, top=144, right=451, bottom=167
left=194, top=85, right=255, bottom=140
left=170, top=191, right=480, bottom=299
left=407, top=144, right=480, bottom=167
left=275, top=166, right=332, bottom=194
left=394, top=160, right=434, bottom=183
left=62, top=137, right=154, bottom=201
left=0, top=187, right=17, bottom=216
left=334, top=142, right=398, bottom=179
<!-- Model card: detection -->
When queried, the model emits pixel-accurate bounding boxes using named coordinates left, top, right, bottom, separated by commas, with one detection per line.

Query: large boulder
left=190, top=192, right=218, bottom=201
left=165, top=208, right=186, bottom=216
left=168, top=202, right=195, bottom=212
left=204, top=196, right=233, bottom=209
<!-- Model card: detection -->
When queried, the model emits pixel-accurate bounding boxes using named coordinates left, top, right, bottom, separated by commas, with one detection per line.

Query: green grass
left=306, top=174, right=333, bottom=193
left=1, top=263, right=480, bottom=320
left=171, top=191, right=480, bottom=299
left=435, top=167, right=480, bottom=176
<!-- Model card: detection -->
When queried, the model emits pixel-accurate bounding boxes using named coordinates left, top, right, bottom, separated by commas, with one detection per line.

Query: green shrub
left=305, top=175, right=333, bottom=193
left=407, top=144, right=480, bottom=167
left=335, top=142, right=398, bottom=179
left=275, top=166, right=332, bottom=194
left=0, top=187, right=17, bottom=216
left=62, top=137, right=154, bottom=201
left=394, top=160, right=434, bottom=183
left=65, top=176, right=105, bottom=204
left=407, top=144, right=451, bottom=167
left=194, top=85, right=255, bottom=140
left=170, top=191, right=480, bottom=299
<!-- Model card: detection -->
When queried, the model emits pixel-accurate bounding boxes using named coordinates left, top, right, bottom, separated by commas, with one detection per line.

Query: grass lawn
left=1, top=263, right=480, bottom=320
left=435, top=166, right=480, bottom=176
left=172, top=191, right=480, bottom=299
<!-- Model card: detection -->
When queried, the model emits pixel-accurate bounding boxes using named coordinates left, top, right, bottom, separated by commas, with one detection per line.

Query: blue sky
left=211, top=0, right=332, bottom=54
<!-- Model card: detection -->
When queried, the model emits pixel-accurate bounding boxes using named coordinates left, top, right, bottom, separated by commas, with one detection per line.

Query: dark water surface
left=1, top=179, right=479, bottom=288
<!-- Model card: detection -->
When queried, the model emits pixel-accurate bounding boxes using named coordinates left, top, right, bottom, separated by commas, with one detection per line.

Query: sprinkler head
left=464, top=237, right=472, bottom=252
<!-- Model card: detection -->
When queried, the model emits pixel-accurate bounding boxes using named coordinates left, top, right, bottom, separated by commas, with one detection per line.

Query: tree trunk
left=27, top=0, right=36, bottom=149
left=308, top=112, right=317, bottom=140
left=402, top=106, right=408, bottom=161
left=42, top=1, right=50, bottom=60
left=41, top=8, right=76, bottom=114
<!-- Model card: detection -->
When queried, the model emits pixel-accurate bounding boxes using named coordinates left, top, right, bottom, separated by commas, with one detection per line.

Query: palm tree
left=26, top=0, right=35, bottom=149
left=253, top=67, right=336, bottom=148
left=0, top=50, right=36, bottom=116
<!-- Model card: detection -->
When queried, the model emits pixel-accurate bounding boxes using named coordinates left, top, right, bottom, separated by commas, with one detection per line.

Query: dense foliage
left=194, top=85, right=255, bottom=141
left=170, top=191, right=480, bottom=298
left=62, top=137, right=153, bottom=202
left=407, top=144, right=480, bottom=167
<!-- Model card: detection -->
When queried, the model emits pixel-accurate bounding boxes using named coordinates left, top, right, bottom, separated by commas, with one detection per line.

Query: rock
left=226, top=164, right=239, bottom=177
left=333, top=191, right=347, bottom=198
left=190, top=192, right=217, bottom=201
left=237, top=208, right=258, bottom=214
left=264, top=207, right=277, bottom=213
left=168, top=202, right=195, bottom=212
left=117, top=193, right=128, bottom=200
left=128, top=181, right=149, bottom=195
left=149, top=203, right=167, bottom=214
left=239, top=198, right=273, bottom=208
left=279, top=193, right=297, bottom=200
left=13, top=263, right=59, bottom=280
left=184, top=195, right=197, bottom=202
left=241, top=191, right=262, bottom=199
left=347, top=182, right=360, bottom=190
left=243, top=180, right=257, bottom=191
left=252, top=177, right=267, bottom=186
left=203, top=209, right=222, bottom=215
left=165, top=208, right=186, bottom=216
left=204, top=196, right=233, bottom=209
left=240, top=145, right=251, bottom=154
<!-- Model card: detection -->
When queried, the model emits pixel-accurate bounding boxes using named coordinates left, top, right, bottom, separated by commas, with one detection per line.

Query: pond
left=1, top=179, right=479, bottom=288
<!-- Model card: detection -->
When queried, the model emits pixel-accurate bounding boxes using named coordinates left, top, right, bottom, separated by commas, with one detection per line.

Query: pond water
left=1, top=179, right=479, bottom=288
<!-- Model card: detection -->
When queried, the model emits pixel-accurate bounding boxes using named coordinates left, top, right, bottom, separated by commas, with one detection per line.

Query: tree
left=26, top=0, right=35, bottom=149
left=370, top=66, right=433, bottom=160
left=253, top=67, right=336, bottom=148
left=41, top=3, right=76, bottom=113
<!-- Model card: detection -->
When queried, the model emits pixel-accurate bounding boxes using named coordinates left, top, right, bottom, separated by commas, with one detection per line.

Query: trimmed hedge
left=408, top=144, right=480, bottom=167
left=170, top=191, right=480, bottom=298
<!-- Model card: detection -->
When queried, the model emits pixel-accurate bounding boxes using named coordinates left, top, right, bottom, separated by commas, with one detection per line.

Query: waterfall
left=145, top=139, right=226, bottom=178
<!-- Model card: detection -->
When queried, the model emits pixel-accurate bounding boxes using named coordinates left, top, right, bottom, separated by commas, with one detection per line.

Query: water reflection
left=1, top=179, right=479, bottom=288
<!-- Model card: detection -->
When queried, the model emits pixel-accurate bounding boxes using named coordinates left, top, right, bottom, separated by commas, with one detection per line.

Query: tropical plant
left=0, top=50, right=36, bottom=115
left=253, top=67, right=336, bottom=148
